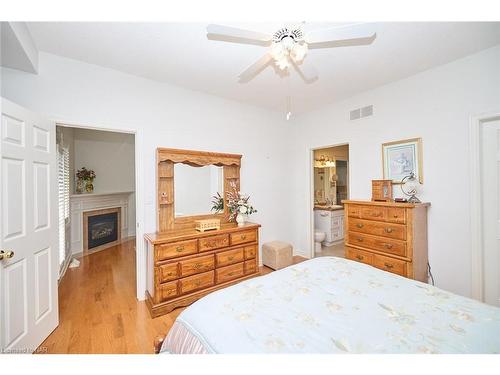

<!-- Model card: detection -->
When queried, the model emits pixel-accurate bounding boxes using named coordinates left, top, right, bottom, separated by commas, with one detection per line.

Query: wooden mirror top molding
left=157, top=148, right=241, bottom=167
left=156, top=148, right=242, bottom=233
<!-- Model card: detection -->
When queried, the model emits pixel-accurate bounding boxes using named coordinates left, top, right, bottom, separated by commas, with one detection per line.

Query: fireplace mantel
left=70, top=191, right=133, bottom=255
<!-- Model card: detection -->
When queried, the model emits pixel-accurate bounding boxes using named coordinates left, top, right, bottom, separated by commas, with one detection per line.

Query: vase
left=76, top=179, right=84, bottom=194
left=236, top=213, right=246, bottom=227
left=85, top=180, right=94, bottom=193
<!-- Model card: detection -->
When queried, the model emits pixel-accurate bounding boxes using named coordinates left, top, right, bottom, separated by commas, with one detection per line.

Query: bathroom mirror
left=314, top=167, right=337, bottom=204
left=174, top=164, right=224, bottom=217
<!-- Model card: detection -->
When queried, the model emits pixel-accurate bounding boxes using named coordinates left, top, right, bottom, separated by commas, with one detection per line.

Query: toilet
left=314, top=230, right=326, bottom=254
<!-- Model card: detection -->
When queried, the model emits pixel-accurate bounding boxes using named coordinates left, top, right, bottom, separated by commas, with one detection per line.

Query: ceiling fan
left=206, top=23, right=377, bottom=84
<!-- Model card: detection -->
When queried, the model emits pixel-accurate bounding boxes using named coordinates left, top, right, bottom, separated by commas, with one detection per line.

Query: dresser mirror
left=156, top=148, right=242, bottom=232
left=174, top=164, right=224, bottom=217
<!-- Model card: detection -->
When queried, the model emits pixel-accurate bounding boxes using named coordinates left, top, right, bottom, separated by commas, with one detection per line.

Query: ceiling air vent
left=350, top=105, right=374, bottom=121
left=349, top=108, right=361, bottom=121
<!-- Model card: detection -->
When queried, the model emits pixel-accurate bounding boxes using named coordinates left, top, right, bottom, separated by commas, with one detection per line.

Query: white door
left=0, top=99, right=59, bottom=353
left=481, top=120, right=500, bottom=307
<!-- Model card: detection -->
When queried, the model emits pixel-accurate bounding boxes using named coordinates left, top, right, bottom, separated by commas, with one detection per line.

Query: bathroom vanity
left=314, top=207, right=345, bottom=246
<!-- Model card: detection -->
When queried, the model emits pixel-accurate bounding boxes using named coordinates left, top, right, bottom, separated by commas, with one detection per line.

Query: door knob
left=0, top=250, right=14, bottom=260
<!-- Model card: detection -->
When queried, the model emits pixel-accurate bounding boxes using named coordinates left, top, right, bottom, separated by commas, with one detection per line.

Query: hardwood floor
left=38, top=238, right=306, bottom=354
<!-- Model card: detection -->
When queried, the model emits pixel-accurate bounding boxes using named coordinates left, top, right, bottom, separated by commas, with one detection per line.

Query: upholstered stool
left=262, top=241, right=293, bottom=270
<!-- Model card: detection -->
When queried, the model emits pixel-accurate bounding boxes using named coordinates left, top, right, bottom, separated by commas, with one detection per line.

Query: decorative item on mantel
left=226, top=181, right=257, bottom=226
left=76, top=167, right=96, bottom=194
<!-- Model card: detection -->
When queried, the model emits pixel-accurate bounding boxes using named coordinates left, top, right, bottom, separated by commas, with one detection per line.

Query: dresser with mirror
left=144, top=148, right=260, bottom=317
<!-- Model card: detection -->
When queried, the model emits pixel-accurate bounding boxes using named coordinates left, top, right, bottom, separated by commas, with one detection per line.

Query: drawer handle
left=356, top=224, right=364, bottom=228
left=356, top=237, right=363, bottom=242
left=227, top=272, right=236, bottom=277
left=384, top=263, right=394, bottom=269
left=241, top=235, right=247, bottom=240
left=384, top=228, right=393, bottom=233
left=166, top=272, right=173, bottom=276
left=193, top=263, right=203, bottom=270
left=228, top=256, right=234, bottom=261
left=175, top=246, right=185, bottom=252
left=384, top=243, right=394, bottom=249
left=371, top=212, right=382, bottom=217
left=355, top=255, right=364, bottom=260
left=194, top=280, right=202, bottom=287
left=393, top=214, right=399, bottom=218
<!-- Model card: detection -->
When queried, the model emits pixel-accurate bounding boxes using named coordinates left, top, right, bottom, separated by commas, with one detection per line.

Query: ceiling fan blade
left=207, top=24, right=272, bottom=47
left=238, top=54, right=273, bottom=83
left=306, top=23, right=377, bottom=49
left=291, top=59, right=318, bottom=84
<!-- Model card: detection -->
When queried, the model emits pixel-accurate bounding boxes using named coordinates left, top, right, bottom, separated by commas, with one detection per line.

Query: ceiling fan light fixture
left=291, top=42, right=308, bottom=63
left=276, top=56, right=290, bottom=70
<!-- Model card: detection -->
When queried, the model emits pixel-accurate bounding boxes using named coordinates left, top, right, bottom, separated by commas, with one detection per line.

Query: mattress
left=161, top=256, right=500, bottom=353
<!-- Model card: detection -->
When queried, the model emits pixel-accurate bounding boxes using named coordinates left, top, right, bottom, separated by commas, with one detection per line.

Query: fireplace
left=83, top=207, right=121, bottom=253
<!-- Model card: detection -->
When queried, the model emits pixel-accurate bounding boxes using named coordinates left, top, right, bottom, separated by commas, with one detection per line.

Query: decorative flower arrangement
left=226, top=181, right=257, bottom=226
left=76, top=167, right=96, bottom=194
left=211, top=192, right=224, bottom=213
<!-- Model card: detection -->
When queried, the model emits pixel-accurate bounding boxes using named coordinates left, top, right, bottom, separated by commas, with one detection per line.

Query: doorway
left=56, top=125, right=136, bottom=276
left=470, top=113, right=500, bottom=307
left=310, top=143, right=350, bottom=259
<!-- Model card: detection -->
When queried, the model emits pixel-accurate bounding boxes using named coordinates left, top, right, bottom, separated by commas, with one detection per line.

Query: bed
left=160, top=256, right=500, bottom=354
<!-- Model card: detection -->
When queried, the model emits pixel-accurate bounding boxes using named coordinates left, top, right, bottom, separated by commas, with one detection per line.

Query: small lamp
left=401, top=172, right=421, bottom=203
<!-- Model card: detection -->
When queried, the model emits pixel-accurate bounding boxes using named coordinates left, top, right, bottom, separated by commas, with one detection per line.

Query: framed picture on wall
left=382, top=138, right=423, bottom=183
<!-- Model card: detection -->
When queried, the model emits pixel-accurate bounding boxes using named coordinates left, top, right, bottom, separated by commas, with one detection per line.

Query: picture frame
left=382, top=138, right=423, bottom=184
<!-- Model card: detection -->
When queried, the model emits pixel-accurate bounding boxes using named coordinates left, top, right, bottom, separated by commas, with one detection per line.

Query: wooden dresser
left=145, top=223, right=260, bottom=317
left=342, top=200, right=430, bottom=282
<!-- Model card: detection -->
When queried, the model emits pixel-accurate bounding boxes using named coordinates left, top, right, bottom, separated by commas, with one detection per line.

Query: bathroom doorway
left=311, top=144, right=350, bottom=258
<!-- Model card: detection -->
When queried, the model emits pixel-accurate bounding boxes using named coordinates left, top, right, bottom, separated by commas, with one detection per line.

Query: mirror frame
left=156, top=148, right=241, bottom=232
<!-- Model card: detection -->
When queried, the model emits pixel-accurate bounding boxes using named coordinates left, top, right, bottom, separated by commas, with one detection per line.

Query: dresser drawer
left=347, top=232, right=407, bottom=258
left=179, top=271, right=214, bottom=294
left=347, top=205, right=361, bottom=218
left=244, top=260, right=257, bottom=275
left=349, top=218, right=406, bottom=241
left=230, top=230, right=257, bottom=246
left=244, top=245, right=257, bottom=260
left=179, top=254, right=215, bottom=277
left=372, top=253, right=408, bottom=277
left=359, top=205, right=386, bottom=221
left=216, top=248, right=244, bottom=267
left=156, top=280, right=178, bottom=302
left=216, top=263, right=245, bottom=284
left=387, top=207, right=406, bottom=224
left=156, top=239, right=198, bottom=262
left=345, top=246, right=373, bottom=265
left=198, top=234, right=229, bottom=252
left=156, top=262, right=179, bottom=283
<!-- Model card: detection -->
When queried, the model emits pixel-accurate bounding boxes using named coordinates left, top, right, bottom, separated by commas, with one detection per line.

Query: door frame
left=53, top=119, right=146, bottom=301
left=469, top=111, right=500, bottom=302
left=308, top=142, right=350, bottom=259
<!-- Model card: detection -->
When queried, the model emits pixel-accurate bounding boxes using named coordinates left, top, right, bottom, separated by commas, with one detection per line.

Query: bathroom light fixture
left=314, top=155, right=336, bottom=168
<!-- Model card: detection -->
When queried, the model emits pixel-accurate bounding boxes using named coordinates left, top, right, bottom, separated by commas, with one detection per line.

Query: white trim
left=53, top=119, right=146, bottom=301
left=308, top=142, right=351, bottom=259
left=469, top=111, right=500, bottom=302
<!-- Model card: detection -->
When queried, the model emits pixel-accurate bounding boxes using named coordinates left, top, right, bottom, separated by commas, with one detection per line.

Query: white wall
left=1, top=52, right=293, bottom=298
left=291, top=44, right=500, bottom=298
left=73, top=128, right=135, bottom=194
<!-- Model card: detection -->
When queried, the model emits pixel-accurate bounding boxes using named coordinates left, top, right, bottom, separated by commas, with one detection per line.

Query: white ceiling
left=26, top=22, right=500, bottom=114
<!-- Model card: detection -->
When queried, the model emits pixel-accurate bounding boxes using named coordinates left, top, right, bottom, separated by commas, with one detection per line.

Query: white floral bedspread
left=163, top=257, right=500, bottom=353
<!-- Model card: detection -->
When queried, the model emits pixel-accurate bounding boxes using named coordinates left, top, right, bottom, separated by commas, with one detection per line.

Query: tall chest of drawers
left=342, top=200, right=430, bottom=282
left=145, top=223, right=260, bottom=317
